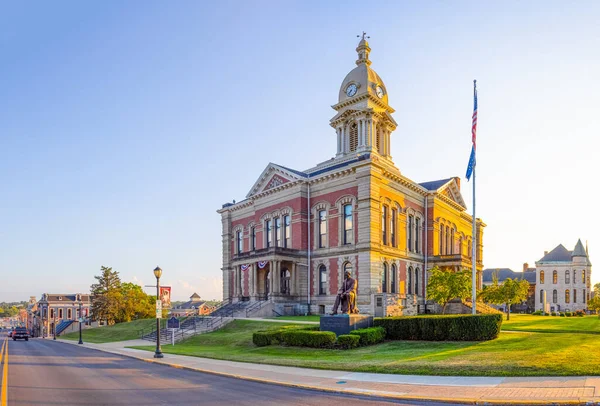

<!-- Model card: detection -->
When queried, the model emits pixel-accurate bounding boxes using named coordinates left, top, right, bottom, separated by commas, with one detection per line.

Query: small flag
left=466, top=80, right=478, bottom=181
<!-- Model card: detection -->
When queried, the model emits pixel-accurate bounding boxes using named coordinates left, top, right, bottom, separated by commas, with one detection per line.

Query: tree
left=587, top=296, right=600, bottom=314
left=117, top=282, right=156, bottom=323
left=90, top=266, right=122, bottom=325
left=426, top=267, right=472, bottom=314
left=481, top=276, right=529, bottom=320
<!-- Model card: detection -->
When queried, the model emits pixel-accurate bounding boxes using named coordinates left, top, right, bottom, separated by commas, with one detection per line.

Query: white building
left=535, top=240, right=592, bottom=312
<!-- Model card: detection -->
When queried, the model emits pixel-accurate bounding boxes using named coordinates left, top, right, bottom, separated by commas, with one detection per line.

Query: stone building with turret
left=218, top=37, right=485, bottom=316
left=535, top=240, right=592, bottom=312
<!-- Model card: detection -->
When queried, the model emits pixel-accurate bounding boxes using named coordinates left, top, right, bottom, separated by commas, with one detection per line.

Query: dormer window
left=58, top=296, right=62, bottom=300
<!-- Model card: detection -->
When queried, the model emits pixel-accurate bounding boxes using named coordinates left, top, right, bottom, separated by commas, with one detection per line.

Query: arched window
left=439, top=226, right=444, bottom=254
left=582, top=270, right=586, bottom=284
left=573, top=270, right=577, bottom=283
left=574, top=289, right=577, bottom=303
left=565, top=289, right=570, bottom=304
left=343, top=262, right=353, bottom=277
left=445, top=226, right=450, bottom=254
left=553, top=289, right=557, bottom=303
left=415, top=268, right=420, bottom=296
left=553, top=270, right=557, bottom=284
left=236, top=230, right=243, bottom=254
left=349, top=122, right=358, bottom=152
left=251, top=227, right=256, bottom=251
left=265, top=219, right=272, bottom=248
left=408, top=215, right=414, bottom=252
left=318, top=210, right=327, bottom=248
left=450, top=228, right=455, bottom=254
left=382, top=206, right=388, bottom=245
left=408, top=267, right=413, bottom=294
left=391, top=264, right=397, bottom=293
left=382, top=263, right=388, bottom=293
left=584, top=289, right=586, bottom=303
left=391, top=208, right=397, bottom=247
left=283, top=215, right=291, bottom=248
left=565, top=270, right=570, bottom=284
left=415, top=218, right=420, bottom=253
left=319, top=265, right=327, bottom=295
left=540, top=271, right=545, bottom=284
left=540, top=289, right=544, bottom=303
left=343, top=204, right=353, bottom=245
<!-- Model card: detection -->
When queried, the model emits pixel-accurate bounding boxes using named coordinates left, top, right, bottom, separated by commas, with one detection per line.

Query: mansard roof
left=419, top=178, right=454, bottom=191
left=538, top=244, right=572, bottom=262
left=483, top=268, right=537, bottom=284
left=419, top=177, right=467, bottom=210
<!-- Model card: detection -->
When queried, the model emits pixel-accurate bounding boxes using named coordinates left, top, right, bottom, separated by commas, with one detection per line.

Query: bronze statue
left=331, top=270, right=358, bottom=315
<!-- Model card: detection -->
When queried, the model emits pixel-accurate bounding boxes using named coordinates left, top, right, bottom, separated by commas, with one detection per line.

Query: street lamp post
left=78, top=299, right=83, bottom=345
left=154, top=266, right=164, bottom=358
left=53, top=314, right=57, bottom=340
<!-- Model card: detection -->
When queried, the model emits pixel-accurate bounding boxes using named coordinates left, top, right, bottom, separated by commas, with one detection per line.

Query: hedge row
left=280, top=330, right=337, bottom=348
left=252, top=325, right=319, bottom=347
left=349, top=326, right=385, bottom=346
left=337, top=334, right=360, bottom=349
left=374, top=314, right=502, bottom=341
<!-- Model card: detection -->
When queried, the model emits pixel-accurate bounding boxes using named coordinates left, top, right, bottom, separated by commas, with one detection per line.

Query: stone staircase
left=462, top=299, right=504, bottom=315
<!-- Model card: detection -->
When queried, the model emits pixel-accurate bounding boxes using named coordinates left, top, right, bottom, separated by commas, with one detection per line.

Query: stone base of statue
left=319, top=314, right=374, bottom=336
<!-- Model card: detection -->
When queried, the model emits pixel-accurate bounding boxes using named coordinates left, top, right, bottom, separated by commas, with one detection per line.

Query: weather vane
left=357, top=31, right=370, bottom=41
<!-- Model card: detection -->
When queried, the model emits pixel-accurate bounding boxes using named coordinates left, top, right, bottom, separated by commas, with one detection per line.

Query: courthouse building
left=535, top=240, right=592, bottom=313
left=218, top=37, right=485, bottom=316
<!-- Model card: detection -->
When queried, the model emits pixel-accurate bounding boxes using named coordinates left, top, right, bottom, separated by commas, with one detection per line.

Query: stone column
left=237, top=266, right=242, bottom=298
left=292, top=262, right=298, bottom=296
left=252, top=264, right=257, bottom=298
left=336, top=127, right=341, bottom=155
left=341, top=125, right=346, bottom=153
left=268, top=262, right=274, bottom=298
left=232, top=267, right=238, bottom=298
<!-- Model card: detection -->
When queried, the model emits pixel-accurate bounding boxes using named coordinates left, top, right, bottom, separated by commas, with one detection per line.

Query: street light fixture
left=78, top=297, right=83, bottom=345
left=53, top=313, right=57, bottom=340
left=153, top=266, right=164, bottom=358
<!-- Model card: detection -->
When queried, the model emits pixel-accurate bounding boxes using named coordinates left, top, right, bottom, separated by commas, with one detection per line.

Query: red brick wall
left=329, top=258, right=339, bottom=294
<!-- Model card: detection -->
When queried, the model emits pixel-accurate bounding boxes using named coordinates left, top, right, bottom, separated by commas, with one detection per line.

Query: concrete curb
left=55, top=339, right=596, bottom=406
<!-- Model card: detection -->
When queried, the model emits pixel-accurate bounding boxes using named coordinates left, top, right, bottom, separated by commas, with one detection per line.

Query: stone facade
left=218, top=38, right=485, bottom=316
left=535, top=240, right=592, bottom=313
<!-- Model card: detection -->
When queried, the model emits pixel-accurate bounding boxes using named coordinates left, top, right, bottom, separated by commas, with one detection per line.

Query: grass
left=61, top=319, right=157, bottom=343
left=130, top=315, right=600, bottom=376
left=268, top=315, right=321, bottom=322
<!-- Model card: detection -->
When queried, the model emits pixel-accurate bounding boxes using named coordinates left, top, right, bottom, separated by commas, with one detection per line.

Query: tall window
left=382, top=263, right=388, bottom=293
left=450, top=228, right=454, bottom=254
left=565, top=289, right=570, bottom=303
left=565, top=270, right=570, bottom=284
left=540, top=289, right=544, bottom=303
left=251, top=227, right=256, bottom=250
left=415, top=218, right=420, bottom=253
left=382, top=206, right=388, bottom=245
left=574, top=289, right=577, bottom=303
left=265, top=219, right=272, bottom=248
left=408, top=267, right=413, bottom=294
left=50, top=308, right=54, bottom=319
left=319, top=265, right=327, bottom=295
left=67, top=308, right=72, bottom=319
left=584, top=289, right=586, bottom=303
left=391, top=264, right=397, bottom=293
left=440, top=226, right=444, bottom=254
left=343, top=204, right=353, bottom=245
left=391, top=209, right=397, bottom=247
left=540, top=270, right=545, bottom=284
left=59, top=308, right=63, bottom=319
left=445, top=226, right=450, bottom=254
left=573, top=270, right=577, bottom=282
left=553, top=289, right=557, bottom=303
left=275, top=217, right=281, bottom=247
left=343, top=262, right=353, bottom=277
left=318, top=210, right=326, bottom=248
left=553, top=270, right=557, bottom=284
left=415, top=268, right=420, bottom=296
left=468, top=240, right=472, bottom=259
left=349, top=122, right=358, bottom=152
left=408, top=215, right=414, bottom=252
left=236, top=230, right=243, bottom=254
left=582, top=270, right=586, bottom=284
left=283, top=215, right=291, bottom=248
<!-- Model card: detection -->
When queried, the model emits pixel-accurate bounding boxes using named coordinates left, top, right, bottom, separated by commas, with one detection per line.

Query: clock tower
left=330, top=35, right=397, bottom=160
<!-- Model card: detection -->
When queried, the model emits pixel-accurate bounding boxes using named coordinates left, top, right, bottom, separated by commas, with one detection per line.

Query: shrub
left=349, top=327, right=386, bottom=346
left=575, top=310, right=585, bottom=317
left=337, top=334, right=360, bottom=349
left=253, top=330, right=282, bottom=347
left=374, top=314, right=502, bottom=341
left=559, top=313, right=565, bottom=317
left=280, top=330, right=336, bottom=348
left=551, top=312, right=557, bottom=316
left=532, top=310, right=542, bottom=316
left=565, top=311, right=572, bottom=317
left=544, top=312, right=550, bottom=316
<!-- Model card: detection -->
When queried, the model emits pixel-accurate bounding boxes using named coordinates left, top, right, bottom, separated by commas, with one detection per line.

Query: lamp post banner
left=156, top=300, right=162, bottom=318
left=160, top=286, right=171, bottom=308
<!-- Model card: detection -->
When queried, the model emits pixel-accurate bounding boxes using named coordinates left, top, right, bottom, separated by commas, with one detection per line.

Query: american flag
left=466, top=80, right=477, bottom=181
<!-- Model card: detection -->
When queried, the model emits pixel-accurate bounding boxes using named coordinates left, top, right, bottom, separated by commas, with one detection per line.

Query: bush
left=559, top=313, right=565, bottom=317
left=575, top=310, right=585, bottom=317
left=532, top=310, right=542, bottom=316
left=252, top=325, right=319, bottom=347
left=565, top=311, right=572, bottom=317
left=280, top=330, right=336, bottom=348
left=337, top=334, right=360, bottom=349
left=374, top=314, right=502, bottom=341
left=349, top=327, right=386, bottom=346
left=551, top=312, right=557, bottom=316
left=544, top=312, right=550, bottom=316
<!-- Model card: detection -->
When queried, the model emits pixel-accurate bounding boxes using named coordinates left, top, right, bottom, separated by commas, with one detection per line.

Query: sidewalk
left=57, top=338, right=600, bottom=405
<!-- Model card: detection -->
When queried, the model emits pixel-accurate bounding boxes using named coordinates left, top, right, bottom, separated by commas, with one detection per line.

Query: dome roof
left=337, top=38, right=389, bottom=105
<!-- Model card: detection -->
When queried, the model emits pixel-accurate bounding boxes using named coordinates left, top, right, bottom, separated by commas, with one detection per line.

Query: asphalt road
left=5, top=338, right=459, bottom=406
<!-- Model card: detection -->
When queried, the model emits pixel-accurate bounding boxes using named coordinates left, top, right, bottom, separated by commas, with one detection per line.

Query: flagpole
left=471, top=79, right=477, bottom=315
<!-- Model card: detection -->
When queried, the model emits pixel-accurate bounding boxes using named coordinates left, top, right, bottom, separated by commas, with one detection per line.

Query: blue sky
left=1, top=1, right=599, bottom=302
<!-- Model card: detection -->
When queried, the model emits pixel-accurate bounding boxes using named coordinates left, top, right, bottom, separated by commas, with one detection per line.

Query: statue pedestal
left=319, top=314, right=373, bottom=336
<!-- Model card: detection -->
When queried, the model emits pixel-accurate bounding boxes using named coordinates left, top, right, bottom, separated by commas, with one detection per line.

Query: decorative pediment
left=438, top=179, right=467, bottom=210
left=246, top=163, right=307, bottom=198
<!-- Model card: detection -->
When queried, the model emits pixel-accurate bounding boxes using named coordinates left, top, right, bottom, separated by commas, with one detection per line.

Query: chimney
left=523, top=263, right=529, bottom=273
left=544, top=251, right=548, bottom=256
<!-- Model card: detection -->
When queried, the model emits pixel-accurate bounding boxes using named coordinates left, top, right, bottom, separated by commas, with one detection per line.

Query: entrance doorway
left=281, top=269, right=291, bottom=295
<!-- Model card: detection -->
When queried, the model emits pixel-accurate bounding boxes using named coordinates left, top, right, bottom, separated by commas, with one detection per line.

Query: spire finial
left=357, top=31, right=370, bottom=41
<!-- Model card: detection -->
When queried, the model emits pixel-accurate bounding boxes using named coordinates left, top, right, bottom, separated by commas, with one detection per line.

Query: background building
left=483, top=264, right=536, bottom=313
left=37, top=293, right=92, bottom=337
left=535, top=240, right=592, bottom=312
left=218, top=38, right=485, bottom=316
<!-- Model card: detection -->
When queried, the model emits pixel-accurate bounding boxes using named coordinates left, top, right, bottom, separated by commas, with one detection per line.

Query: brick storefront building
left=218, top=37, right=485, bottom=316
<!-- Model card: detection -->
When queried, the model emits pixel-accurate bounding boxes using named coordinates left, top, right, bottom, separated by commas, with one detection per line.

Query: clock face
left=346, top=84, right=357, bottom=97
left=376, top=86, right=385, bottom=98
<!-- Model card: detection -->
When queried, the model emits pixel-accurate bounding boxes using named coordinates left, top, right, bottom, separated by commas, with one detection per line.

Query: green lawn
left=130, top=316, right=600, bottom=376
left=61, top=319, right=156, bottom=343
left=268, top=315, right=321, bottom=322
left=502, top=314, right=600, bottom=334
